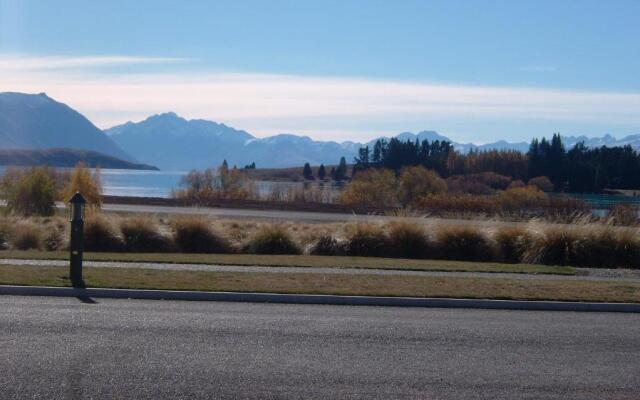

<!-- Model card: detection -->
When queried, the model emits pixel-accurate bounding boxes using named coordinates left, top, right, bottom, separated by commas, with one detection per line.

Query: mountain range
left=2, top=92, right=640, bottom=170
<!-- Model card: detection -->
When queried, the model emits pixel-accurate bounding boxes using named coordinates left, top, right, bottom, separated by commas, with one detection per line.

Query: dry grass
left=172, top=217, right=232, bottom=253
left=0, top=265, right=637, bottom=302
left=10, top=223, right=42, bottom=250
left=120, top=217, right=174, bottom=252
left=243, top=225, right=301, bottom=255
left=0, top=213, right=639, bottom=268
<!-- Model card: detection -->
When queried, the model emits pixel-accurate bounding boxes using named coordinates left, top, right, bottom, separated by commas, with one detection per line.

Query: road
left=2, top=296, right=639, bottom=399
left=98, top=202, right=523, bottom=227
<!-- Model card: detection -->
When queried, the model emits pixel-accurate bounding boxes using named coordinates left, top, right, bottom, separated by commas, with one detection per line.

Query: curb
left=1, top=285, right=640, bottom=313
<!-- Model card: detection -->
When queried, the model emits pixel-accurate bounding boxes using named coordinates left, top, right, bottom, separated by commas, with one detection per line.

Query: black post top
left=68, top=192, right=87, bottom=205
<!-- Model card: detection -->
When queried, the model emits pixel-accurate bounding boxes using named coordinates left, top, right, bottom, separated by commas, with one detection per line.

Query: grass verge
left=0, top=250, right=576, bottom=275
left=0, top=265, right=636, bottom=303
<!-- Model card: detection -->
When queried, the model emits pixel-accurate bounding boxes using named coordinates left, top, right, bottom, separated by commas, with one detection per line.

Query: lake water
left=4, top=167, right=640, bottom=208
left=99, top=169, right=184, bottom=197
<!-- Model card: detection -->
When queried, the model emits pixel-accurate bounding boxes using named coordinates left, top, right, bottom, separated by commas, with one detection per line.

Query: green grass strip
left=0, top=265, right=635, bottom=303
left=0, top=250, right=575, bottom=275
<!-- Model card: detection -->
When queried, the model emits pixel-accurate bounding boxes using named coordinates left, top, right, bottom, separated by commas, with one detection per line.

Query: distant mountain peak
left=0, top=91, right=133, bottom=162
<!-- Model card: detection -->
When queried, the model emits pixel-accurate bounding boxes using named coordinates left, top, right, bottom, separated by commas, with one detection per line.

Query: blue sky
left=1, top=0, right=639, bottom=143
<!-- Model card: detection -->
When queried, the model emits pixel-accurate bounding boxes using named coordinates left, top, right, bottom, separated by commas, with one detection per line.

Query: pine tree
left=318, top=164, right=326, bottom=180
left=303, top=163, right=313, bottom=180
left=334, top=157, right=348, bottom=181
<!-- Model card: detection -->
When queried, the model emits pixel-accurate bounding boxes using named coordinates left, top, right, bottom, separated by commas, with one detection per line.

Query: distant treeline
left=353, top=134, right=640, bottom=191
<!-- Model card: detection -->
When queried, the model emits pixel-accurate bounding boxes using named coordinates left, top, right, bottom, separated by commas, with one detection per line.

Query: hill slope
left=0, top=92, right=133, bottom=161
left=0, top=148, right=158, bottom=170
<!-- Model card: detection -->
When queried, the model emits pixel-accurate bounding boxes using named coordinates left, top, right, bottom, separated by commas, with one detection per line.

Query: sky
left=0, top=0, right=639, bottom=143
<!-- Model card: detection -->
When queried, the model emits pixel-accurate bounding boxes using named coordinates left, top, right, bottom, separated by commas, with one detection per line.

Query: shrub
left=435, top=226, right=495, bottom=262
left=528, top=176, right=554, bottom=192
left=11, top=224, right=43, bottom=250
left=345, top=224, right=390, bottom=257
left=387, top=222, right=431, bottom=259
left=62, top=163, right=103, bottom=208
left=244, top=225, right=301, bottom=255
left=0, top=167, right=57, bottom=216
left=309, top=235, right=346, bottom=256
left=494, top=227, right=531, bottom=263
left=338, top=169, right=397, bottom=209
left=121, top=218, right=174, bottom=252
left=84, top=215, right=123, bottom=252
left=397, top=166, right=447, bottom=207
left=172, top=218, right=232, bottom=253
left=507, top=180, right=526, bottom=189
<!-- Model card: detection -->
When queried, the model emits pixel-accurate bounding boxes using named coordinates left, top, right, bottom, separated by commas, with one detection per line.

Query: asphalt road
left=2, top=296, right=640, bottom=399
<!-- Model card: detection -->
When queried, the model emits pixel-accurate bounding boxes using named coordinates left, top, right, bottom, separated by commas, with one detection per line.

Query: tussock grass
left=494, top=227, right=532, bottom=264
left=0, top=213, right=639, bottom=269
left=345, top=224, right=390, bottom=257
left=387, top=222, right=431, bottom=259
left=309, top=235, right=346, bottom=256
left=172, top=217, right=232, bottom=253
left=120, top=217, right=174, bottom=252
left=10, top=224, right=42, bottom=250
left=84, top=215, right=123, bottom=252
left=435, top=226, right=495, bottom=262
left=243, top=225, right=301, bottom=255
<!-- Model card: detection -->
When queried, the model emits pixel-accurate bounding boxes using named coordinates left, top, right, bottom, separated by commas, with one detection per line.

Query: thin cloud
left=0, top=54, right=189, bottom=70
left=0, top=55, right=638, bottom=140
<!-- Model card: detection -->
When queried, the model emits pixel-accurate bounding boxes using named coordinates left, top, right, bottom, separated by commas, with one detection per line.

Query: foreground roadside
left=3, top=297, right=639, bottom=399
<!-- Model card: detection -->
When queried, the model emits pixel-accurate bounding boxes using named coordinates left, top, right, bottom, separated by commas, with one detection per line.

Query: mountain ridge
left=106, top=111, right=640, bottom=170
left=0, top=92, right=133, bottom=161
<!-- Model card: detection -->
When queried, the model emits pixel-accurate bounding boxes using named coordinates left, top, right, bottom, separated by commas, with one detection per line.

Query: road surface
left=2, top=296, right=639, bottom=399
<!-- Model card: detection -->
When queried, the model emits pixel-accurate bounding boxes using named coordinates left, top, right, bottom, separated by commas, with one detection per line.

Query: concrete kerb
left=1, top=285, right=640, bottom=312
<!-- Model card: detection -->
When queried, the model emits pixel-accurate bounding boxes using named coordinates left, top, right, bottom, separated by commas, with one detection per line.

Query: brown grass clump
left=435, top=226, right=495, bottom=262
left=84, top=214, right=123, bottom=252
left=494, top=227, right=532, bottom=263
left=386, top=222, right=431, bottom=259
left=607, top=204, right=639, bottom=226
left=309, top=235, right=346, bottom=256
left=43, top=227, right=66, bottom=251
left=121, top=218, right=174, bottom=252
left=243, top=225, right=301, bottom=255
left=11, top=223, right=43, bottom=250
left=345, top=224, right=390, bottom=257
left=571, top=228, right=640, bottom=268
left=523, top=226, right=577, bottom=266
left=172, top=218, right=232, bottom=254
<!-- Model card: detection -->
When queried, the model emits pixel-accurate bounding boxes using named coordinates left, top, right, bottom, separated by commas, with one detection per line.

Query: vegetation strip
left=0, top=251, right=576, bottom=275
left=0, top=265, right=636, bottom=303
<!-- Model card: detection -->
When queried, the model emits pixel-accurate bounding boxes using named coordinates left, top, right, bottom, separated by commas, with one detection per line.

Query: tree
left=318, top=164, right=326, bottom=180
left=303, top=163, right=313, bottom=180
left=334, top=157, right=348, bottom=181
left=338, top=169, right=397, bottom=208
left=528, top=176, right=553, bottom=192
left=0, top=167, right=57, bottom=216
left=397, top=166, right=447, bottom=207
left=63, top=163, right=103, bottom=209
